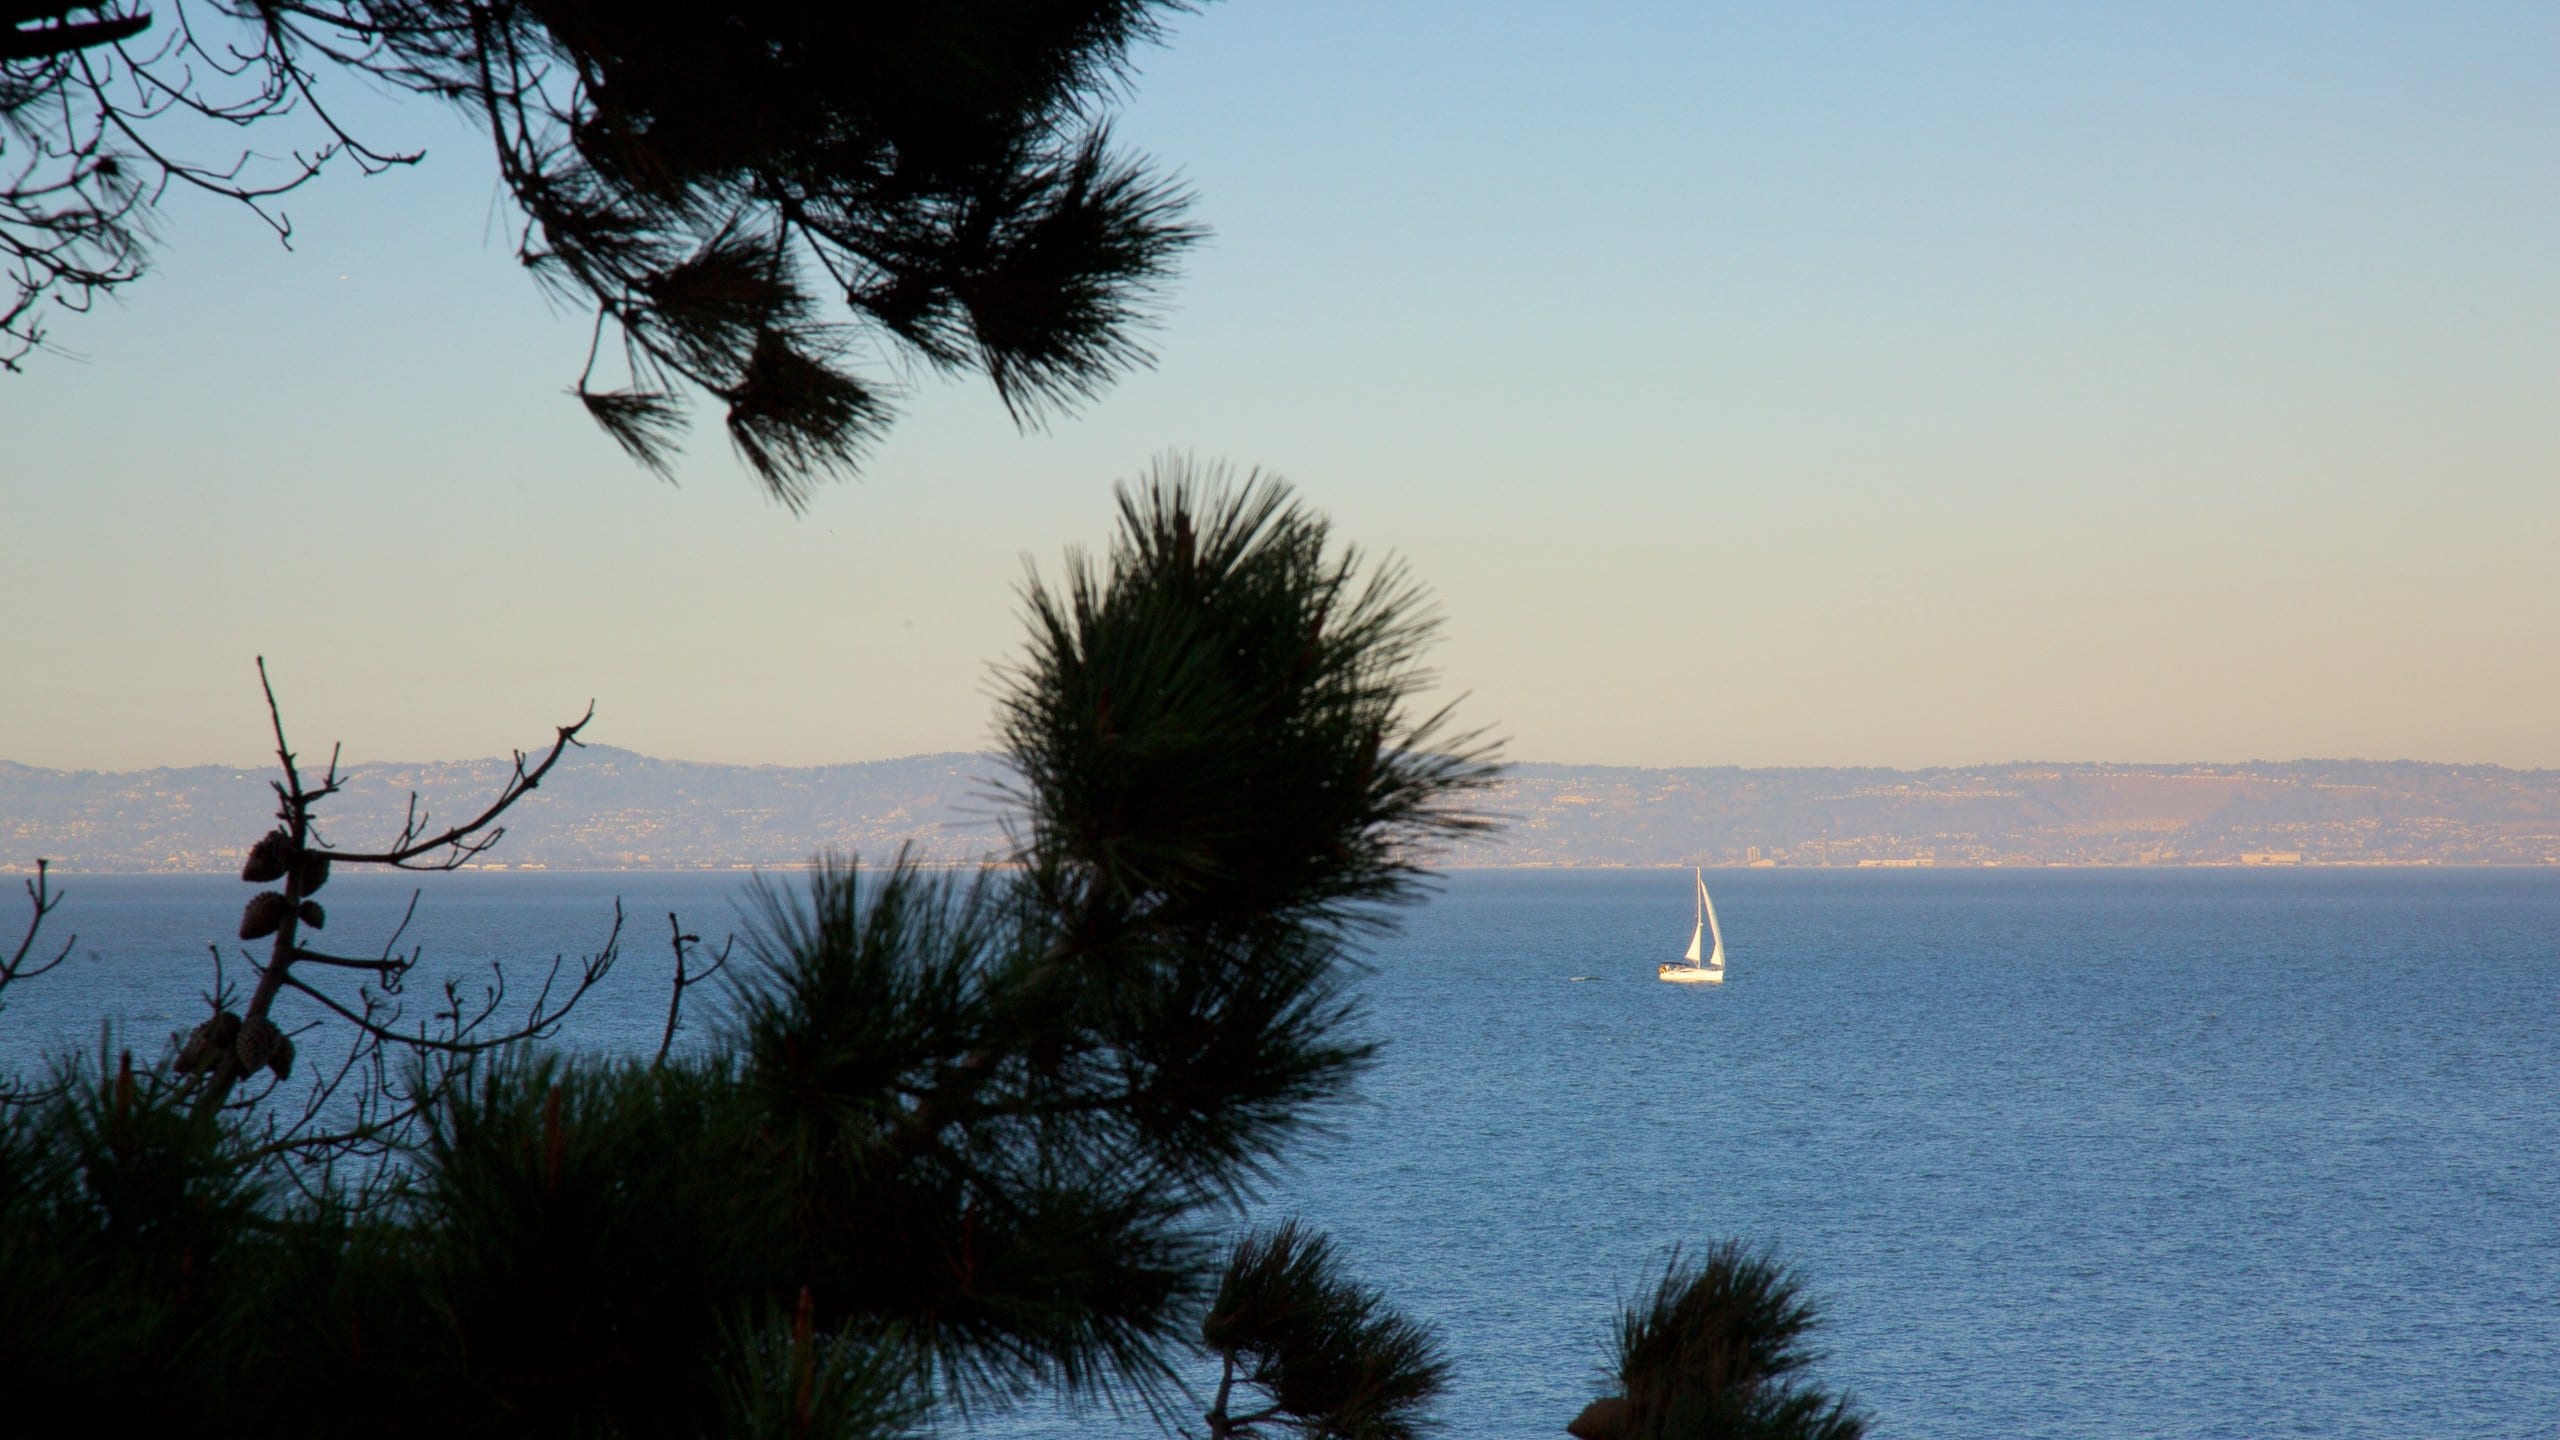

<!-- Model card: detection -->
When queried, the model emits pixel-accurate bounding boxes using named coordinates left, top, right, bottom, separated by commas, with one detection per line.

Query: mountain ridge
left=6, top=748, right=2558, bottom=872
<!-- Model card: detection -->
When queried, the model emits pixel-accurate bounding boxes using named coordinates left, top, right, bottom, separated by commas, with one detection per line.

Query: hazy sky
left=5, top=2, right=2554, bottom=773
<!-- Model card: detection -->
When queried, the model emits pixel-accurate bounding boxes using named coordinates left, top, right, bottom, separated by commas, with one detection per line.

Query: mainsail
left=1698, top=870, right=1725, bottom=970
left=1662, top=867, right=1727, bottom=983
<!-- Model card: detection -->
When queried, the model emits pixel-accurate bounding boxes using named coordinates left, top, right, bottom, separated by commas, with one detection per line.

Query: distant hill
left=1465, top=760, right=2560, bottom=868
left=6, top=750, right=2558, bottom=873
left=0, top=747, right=1008, bottom=873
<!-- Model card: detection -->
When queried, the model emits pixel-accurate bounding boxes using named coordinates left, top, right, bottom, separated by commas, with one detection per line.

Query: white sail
left=1661, top=866, right=1726, bottom=982
left=1700, top=872, right=1726, bottom=970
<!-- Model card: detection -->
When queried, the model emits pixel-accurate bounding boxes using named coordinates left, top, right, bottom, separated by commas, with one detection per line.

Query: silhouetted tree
left=0, top=464, right=1874, bottom=1438
left=2, top=2, right=1202, bottom=504
left=0, top=460, right=1504, bottom=1436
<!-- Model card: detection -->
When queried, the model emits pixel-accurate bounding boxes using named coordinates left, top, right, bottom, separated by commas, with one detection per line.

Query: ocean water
left=5, top=867, right=2555, bottom=1438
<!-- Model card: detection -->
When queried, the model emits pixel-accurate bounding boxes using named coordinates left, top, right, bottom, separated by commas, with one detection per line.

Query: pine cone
left=236, top=1015, right=283, bottom=1075
left=241, top=830, right=293, bottom=883
left=176, top=1011, right=244, bottom=1074
left=298, top=900, right=326, bottom=931
left=293, top=849, right=331, bottom=895
left=240, top=892, right=290, bottom=940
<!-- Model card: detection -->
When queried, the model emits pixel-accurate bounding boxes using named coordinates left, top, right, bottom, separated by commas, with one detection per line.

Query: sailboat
left=1658, top=868, right=1726, bottom=984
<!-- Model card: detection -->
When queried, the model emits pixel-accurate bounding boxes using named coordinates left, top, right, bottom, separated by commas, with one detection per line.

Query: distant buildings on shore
left=7, top=753, right=2558, bottom=873
left=1462, top=759, right=2560, bottom=869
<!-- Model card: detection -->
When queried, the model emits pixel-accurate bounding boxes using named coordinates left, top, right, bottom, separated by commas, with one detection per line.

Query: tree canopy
left=1, top=1, right=1204, bottom=504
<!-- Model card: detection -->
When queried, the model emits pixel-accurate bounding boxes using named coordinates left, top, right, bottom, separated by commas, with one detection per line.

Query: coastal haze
left=7, top=748, right=2556, bottom=873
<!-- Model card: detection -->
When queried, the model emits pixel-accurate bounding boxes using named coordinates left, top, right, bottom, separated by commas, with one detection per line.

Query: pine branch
left=1574, top=1243, right=1870, bottom=1440
left=1202, top=1221, right=1448, bottom=1440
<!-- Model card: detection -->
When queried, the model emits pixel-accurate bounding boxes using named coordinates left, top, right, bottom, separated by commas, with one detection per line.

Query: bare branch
left=277, top=901, right=621, bottom=1056
left=655, top=909, right=732, bottom=1067
left=286, top=944, right=411, bottom=977
left=195, top=662, right=598, bottom=1125
left=327, top=701, right=595, bottom=867
left=2, top=857, right=75, bottom=994
left=0, top=857, right=80, bottom=1103
left=7, top=3, right=426, bottom=366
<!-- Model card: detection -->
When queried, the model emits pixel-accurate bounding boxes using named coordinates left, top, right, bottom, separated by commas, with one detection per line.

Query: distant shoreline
left=12, top=752, right=2558, bottom=871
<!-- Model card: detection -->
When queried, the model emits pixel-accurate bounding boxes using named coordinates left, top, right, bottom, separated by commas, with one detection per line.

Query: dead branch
left=325, top=704, right=595, bottom=868
left=2, top=857, right=75, bottom=995
left=0, top=857, right=81, bottom=1103
left=6, top=2, right=425, bottom=367
left=655, top=910, right=732, bottom=1066
left=193, top=660, right=595, bottom=1116
left=276, top=901, right=620, bottom=1057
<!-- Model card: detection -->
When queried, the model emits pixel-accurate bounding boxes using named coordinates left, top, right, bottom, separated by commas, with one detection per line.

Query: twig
left=277, top=902, right=621, bottom=1056
left=196, top=660, right=598, bottom=1117
left=655, top=911, right=732, bottom=1066
left=2, top=858, right=75, bottom=994
left=327, top=702, right=595, bottom=868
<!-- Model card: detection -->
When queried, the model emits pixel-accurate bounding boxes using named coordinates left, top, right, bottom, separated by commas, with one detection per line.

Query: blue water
left=5, top=867, right=2556, bottom=1438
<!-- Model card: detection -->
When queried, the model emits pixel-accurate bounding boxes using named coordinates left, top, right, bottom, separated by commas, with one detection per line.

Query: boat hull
left=1658, top=964, right=1724, bottom=984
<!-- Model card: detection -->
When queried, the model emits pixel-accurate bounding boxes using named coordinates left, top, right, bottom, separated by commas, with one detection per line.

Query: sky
left=4, top=1, right=2555, bottom=773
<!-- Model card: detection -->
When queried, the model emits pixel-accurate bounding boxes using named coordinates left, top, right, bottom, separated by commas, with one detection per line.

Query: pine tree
left=0, top=459, right=1499, bottom=1435
left=5, top=3, right=1201, bottom=503
left=0, top=463, right=1872, bottom=1438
